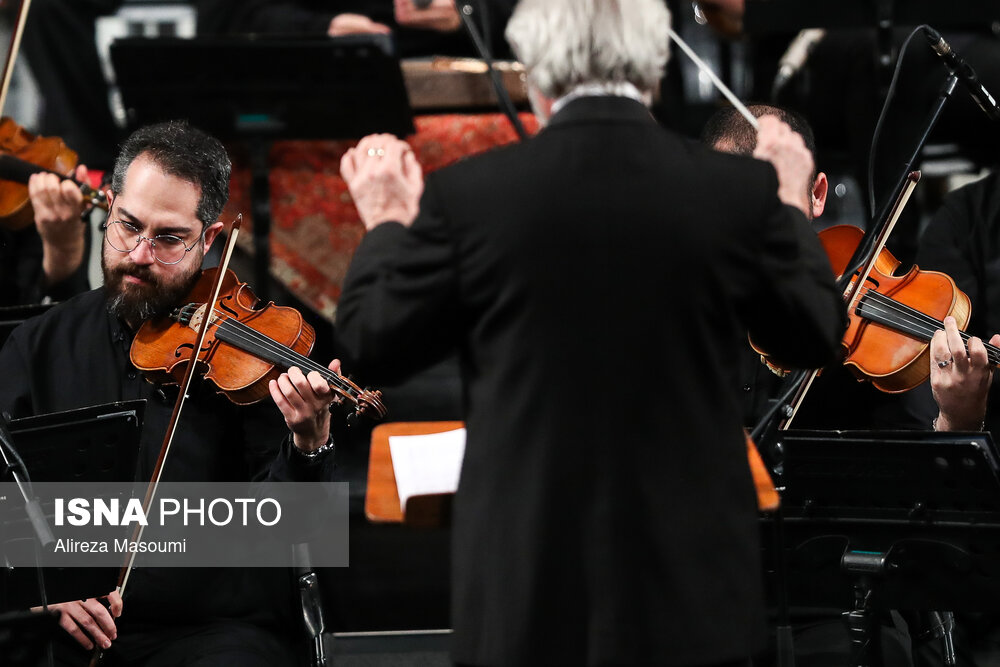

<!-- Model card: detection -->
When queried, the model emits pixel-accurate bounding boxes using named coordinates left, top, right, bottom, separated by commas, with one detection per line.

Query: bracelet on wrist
left=932, top=416, right=985, bottom=431
left=293, top=436, right=335, bottom=460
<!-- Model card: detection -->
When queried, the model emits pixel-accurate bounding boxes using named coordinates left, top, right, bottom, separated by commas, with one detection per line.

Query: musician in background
left=196, top=0, right=517, bottom=59
left=0, top=165, right=92, bottom=307
left=18, top=0, right=124, bottom=171
left=0, top=120, right=339, bottom=665
left=711, top=104, right=1000, bottom=666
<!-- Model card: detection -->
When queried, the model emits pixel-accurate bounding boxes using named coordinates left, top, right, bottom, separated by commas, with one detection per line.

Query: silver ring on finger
left=937, top=358, right=954, bottom=369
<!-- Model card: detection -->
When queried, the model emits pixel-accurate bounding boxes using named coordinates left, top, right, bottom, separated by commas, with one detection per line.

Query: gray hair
left=505, top=0, right=671, bottom=100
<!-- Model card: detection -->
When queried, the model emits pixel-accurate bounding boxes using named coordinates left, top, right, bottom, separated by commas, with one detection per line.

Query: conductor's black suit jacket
left=337, top=97, right=845, bottom=666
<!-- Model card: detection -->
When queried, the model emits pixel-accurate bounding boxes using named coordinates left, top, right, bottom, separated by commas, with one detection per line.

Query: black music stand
left=768, top=429, right=1000, bottom=667
left=1, top=401, right=145, bottom=609
left=110, top=35, right=416, bottom=300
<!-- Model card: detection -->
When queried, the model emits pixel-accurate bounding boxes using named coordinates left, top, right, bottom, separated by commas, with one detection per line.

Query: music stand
left=110, top=35, right=415, bottom=301
left=769, top=429, right=1000, bottom=666
left=366, top=422, right=463, bottom=528
left=1, top=400, right=145, bottom=609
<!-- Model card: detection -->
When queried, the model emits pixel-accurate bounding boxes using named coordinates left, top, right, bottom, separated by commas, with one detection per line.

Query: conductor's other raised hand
left=753, top=115, right=814, bottom=217
left=341, top=134, right=423, bottom=231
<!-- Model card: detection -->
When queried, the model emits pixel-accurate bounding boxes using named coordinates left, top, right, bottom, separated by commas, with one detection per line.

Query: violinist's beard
left=102, top=254, right=202, bottom=327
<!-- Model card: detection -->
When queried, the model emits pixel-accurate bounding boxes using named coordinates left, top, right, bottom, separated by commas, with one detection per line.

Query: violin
left=0, top=1, right=108, bottom=230
left=130, top=267, right=387, bottom=420
left=0, top=121, right=108, bottom=229
left=819, top=224, right=977, bottom=392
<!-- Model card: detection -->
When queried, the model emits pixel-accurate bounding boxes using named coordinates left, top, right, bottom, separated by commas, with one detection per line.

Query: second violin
left=819, top=223, right=972, bottom=393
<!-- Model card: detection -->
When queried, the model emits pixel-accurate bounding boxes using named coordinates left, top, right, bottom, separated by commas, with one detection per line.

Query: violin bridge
left=175, top=303, right=214, bottom=332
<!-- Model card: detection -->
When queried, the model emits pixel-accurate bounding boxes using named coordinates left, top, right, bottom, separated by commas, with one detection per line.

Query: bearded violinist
left=0, top=121, right=340, bottom=666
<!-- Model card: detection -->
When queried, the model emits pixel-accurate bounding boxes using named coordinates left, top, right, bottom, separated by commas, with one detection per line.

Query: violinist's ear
left=203, top=221, right=225, bottom=250
left=811, top=171, right=828, bottom=219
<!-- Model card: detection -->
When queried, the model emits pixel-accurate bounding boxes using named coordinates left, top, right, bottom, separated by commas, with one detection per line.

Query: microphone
left=924, top=26, right=1000, bottom=122
left=771, top=29, right=826, bottom=99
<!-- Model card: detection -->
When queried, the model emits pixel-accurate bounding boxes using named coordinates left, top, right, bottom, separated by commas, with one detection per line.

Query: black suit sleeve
left=337, top=175, right=461, bottom=385
left=740, top=169, right=847, bottom=369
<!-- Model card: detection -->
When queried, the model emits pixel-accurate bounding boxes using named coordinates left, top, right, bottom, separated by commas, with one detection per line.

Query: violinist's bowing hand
left=931, top=316, right=998, bottom=431
left=34, top=590, right=122, bottom=650
left=29, top=164, right=88, bottom=285
left=395, top=0, right=461, bottom=33
left=270, top=359, right=343, bottom=452
left=753, top=115, right=814, bottom=218
left=341, top=134, right=423, bottom=230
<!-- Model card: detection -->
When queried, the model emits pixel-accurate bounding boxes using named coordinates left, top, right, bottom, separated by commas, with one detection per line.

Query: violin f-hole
left=173, top=341, right=213, bottom=359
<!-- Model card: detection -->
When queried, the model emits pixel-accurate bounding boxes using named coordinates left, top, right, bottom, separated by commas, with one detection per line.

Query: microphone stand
left=0, top=411, right=55, bottom=667
left=836, top=72, right=959, bottom=295
left=0, top=413, right=54, bottom=550
left=455, top=1, right=528, bottom=141
left=751, top=369, right=810, bottom=667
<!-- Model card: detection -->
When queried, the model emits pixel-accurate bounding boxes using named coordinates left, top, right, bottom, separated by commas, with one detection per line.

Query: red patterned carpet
left=224, top=112, right=539, bottom=322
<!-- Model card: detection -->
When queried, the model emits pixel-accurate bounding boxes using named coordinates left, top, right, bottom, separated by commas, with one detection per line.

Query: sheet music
left=388, top=428, right=466, bottom=514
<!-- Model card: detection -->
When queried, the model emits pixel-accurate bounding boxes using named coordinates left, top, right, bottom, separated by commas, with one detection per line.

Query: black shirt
left=0, top=224, right=90, bottom=307
left=0, top=287, right=333, bottom=636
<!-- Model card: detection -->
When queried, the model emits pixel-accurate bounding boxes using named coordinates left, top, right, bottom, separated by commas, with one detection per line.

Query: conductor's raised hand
left=341, top=134, right=423, bottom=231
left=753, top=115, right=814, bottom=217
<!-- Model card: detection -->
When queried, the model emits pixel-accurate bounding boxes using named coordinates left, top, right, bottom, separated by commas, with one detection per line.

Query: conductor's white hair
left=505, top=0, right=671, bottom=99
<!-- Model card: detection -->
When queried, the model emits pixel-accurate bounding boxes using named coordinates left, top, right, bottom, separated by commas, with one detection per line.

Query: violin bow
left=0, top=0, right=32, bottom=117
left=667, top=26, right=758, bottom=130
left=779, top=173, right=921, bottom=430
left=88, top=216, right=243, bottom=667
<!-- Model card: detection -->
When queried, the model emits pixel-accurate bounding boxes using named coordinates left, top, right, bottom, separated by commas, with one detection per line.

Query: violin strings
left=215, top=316, right=355, bottom=391
left=851, top=286, right=1000, bottom=365
left=178, top=303, right=358, bottom=395
left=188, top=306, right=384, bottom=412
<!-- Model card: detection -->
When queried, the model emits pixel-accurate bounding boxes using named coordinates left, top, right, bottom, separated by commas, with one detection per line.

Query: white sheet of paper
left=388, top=428, right=467, bottom=514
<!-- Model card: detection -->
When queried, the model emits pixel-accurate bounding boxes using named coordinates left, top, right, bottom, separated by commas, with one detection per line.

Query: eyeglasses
left=103, top=219, right=205, bottom=265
